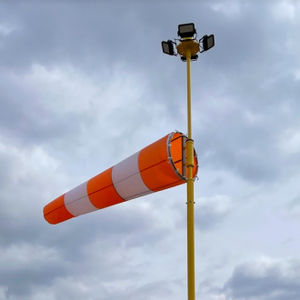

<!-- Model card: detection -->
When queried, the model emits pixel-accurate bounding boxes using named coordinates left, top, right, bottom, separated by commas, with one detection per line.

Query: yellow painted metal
left=177, top=40, right=200, bottom=58
left=176, top=36, right=200, bottom=300
left=186, top=48, right=195, bottom=300
left=177, top=38, right=200, bottom=300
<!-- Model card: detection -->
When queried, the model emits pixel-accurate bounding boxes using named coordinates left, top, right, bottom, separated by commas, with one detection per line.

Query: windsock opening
left=43, top=131, right=198, bottom=225
left=168, top=131, right=198, bottom=181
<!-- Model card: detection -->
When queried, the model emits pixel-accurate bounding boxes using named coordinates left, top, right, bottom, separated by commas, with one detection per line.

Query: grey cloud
left=0, top=2, right=176, bottom=72
left=0, top=206, right=169, bottom=299
left=0, top=71, right=84, bottom=147
left=195, top=195, right=233, bottom=230
left=187, top=3, right=300, bottom=184
left=0, top=170, right=170, bottom=299
left=194, top=102, right=282, bottom=183
left=1, top=1, right=300, bottom=300
left=0, top=244, right=68, bottom=298
left=0, top=139, right=170, bottom=299
left=19, top=276, right=185, bottom=300
left=225, top=258, right=300, bottom=300
left=288, top=196, right=300, bottom=211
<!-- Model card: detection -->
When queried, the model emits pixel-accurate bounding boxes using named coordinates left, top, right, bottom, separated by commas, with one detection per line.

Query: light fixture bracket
left=176, top=39, right=200, bottom=58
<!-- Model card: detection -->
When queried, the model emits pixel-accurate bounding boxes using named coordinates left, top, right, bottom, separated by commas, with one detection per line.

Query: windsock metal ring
left=43, top=132, right=198, bottom=224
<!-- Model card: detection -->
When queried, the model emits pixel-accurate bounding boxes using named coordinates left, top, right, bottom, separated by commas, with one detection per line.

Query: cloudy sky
left=1, top=1, right=300, bottom=299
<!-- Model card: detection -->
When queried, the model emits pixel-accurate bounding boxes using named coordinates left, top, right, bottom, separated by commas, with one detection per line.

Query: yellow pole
left=186, top=49, right=195, bottom=300
left=176, top=36, right=199, bottom=300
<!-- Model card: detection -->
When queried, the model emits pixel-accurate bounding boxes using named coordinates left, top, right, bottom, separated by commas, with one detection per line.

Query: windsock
left=43, top=132, right=198, bottom=224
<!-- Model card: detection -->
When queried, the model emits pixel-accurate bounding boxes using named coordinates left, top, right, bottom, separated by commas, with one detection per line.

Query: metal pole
left=186, top=49, right=195, bottom=300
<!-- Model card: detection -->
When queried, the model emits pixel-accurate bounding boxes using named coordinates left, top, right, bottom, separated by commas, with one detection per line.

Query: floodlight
left=201, top=34, right=215, bottom=52
left=180, top=55, right=198, bottom=62
left=161, top=40, right=176, bottom=55
left=177, top=23, right=196, bottom=39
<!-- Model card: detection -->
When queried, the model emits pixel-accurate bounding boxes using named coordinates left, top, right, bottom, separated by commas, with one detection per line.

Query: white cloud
left=286, top=196, right=300, bottom=218
left=0, top=286, right=8, bottom=300
left=210, top=1, right=242, bottom=17
left=278, top=128, right=300, bottom=155
left=0, top=134, right=68, bottom=219
left=0, top=244, right=61, bottom=272
left=0, top=23, right=15, bottom=36
left=294, top=69, right=300, bottom=81
left=272, top=1, right=297, bottom=22
left=22, top=63, right=146, bottom=116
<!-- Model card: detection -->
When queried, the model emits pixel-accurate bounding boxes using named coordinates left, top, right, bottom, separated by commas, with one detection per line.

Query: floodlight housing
left=161, top=40, right=176, bottom=56
left=201, top=34, right=215, bottom=52
left=180, top=55, right=198, bottom=62
left=177, top=23, right=196, bottom=39
left=191, top=55, right=198, bottom=61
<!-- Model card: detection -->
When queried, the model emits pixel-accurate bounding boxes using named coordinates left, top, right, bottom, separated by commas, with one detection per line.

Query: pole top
left=176, top=39, right=200, bottom=58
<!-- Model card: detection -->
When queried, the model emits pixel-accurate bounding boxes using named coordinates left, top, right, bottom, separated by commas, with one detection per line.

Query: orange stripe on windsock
left=139, top=132, right=186, bottom=191
left=43, top=195, right=74, bottom=224
left=43, top=132, right=198, bottom=225
left=87, top=167, right=125, bottom=209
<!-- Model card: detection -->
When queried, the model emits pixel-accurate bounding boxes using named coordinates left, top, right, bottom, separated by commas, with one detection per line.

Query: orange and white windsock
left=43, top=132, right=198, bottom=224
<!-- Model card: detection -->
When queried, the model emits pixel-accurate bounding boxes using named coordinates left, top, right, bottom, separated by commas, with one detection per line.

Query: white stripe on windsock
left=112, top=151, right=152, bottom=200
left=64, top=181, right=98, bottom=216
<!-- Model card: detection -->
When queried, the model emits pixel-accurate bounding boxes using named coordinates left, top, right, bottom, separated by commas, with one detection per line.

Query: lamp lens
left=179, top=24, right=194, bottom=34
left=202, top=34, right=215, bottom=51
left=207, top=35, right=214, bottom=49
left=178, top=23, right=196, bottom=38
left=162, top=41, right=175, bottom=55
left=162, top=42, right=170, bottom=54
